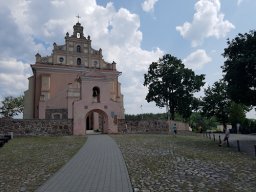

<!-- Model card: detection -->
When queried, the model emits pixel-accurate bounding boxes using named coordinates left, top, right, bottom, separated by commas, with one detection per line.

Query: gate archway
left=85, top=109, right=108, bottom=133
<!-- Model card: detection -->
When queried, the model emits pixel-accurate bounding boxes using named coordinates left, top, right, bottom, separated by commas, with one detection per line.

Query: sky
left=0, top=0, right=256, bottom=118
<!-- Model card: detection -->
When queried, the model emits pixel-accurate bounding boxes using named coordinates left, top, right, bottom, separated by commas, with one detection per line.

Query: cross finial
left=76, top=14, right=81, bottom=23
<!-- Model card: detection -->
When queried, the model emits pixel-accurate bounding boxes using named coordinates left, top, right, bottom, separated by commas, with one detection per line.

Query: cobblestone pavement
left=112, top=134, right=256, bottom=192
left=37, top=135, right=132, bottom=192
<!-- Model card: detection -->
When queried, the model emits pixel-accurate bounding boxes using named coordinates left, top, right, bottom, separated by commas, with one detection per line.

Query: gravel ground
left=112, top=134, right=256, bottom=192
left=0, top=136, right=86, bottom=192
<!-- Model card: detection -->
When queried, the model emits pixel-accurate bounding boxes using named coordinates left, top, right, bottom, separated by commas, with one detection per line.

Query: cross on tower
left=76, top=14, right=81, bottom=23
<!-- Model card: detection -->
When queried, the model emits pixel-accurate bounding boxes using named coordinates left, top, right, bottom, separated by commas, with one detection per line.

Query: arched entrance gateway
left=85, top=109, right=108, bottom=134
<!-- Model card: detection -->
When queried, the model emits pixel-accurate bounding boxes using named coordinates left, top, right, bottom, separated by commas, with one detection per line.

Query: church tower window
left=77, top=58, right=81, bottom=65
left=77, top=45, right=81, bottom=52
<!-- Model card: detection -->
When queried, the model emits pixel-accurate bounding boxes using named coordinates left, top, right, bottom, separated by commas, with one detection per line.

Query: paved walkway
left=36, top=135, right=133, bottom=192
left=214, top=133, right=256, bottom=156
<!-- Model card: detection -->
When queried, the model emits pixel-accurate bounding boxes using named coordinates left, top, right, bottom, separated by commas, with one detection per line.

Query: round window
left=59, top=57, right=64, bottom=62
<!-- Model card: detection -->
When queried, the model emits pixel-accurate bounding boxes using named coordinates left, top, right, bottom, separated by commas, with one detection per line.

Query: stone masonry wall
left=118, top=119, right=189, bottom=133
left=0, top=118, right=73, bottom=136
left=0, top=118, right=189, bottom=136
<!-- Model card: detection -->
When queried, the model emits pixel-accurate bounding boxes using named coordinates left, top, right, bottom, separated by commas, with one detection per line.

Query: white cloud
left=51, top=0, right=65, bottom=7
left=0, top=0, right=164, bottom=114
left=183, top=49, right=212, bottom=70
left=141, top=0, right=158, bottom=12
left=176, top=0, right=235, bottom=47
left=237, top=0, right=243, bottom=5
left=0, top=58, right=30, bottom=97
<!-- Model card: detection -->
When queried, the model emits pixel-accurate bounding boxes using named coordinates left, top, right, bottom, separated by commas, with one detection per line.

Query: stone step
left=86, top=130, right=102, bottom=135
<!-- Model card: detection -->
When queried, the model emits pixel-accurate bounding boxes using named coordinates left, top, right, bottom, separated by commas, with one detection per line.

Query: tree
left=0, top=95, right=24, bottom=118
left=202, top=80, right=231, bottom=129
left=191, top=97, right=203, bottom=113
left=229, top=102, right=247, bottom=126
left=144, top=54, right=205, bottom=120
left=222, top=30, right=256, bottom=106
left=189, top=112, right=217, bottom=132
left=125, top=113, right=167, bottom=121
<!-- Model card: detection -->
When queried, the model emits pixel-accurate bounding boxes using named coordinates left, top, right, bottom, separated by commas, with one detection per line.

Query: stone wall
left=118, top=119, right=189, bottom=133
left=0, top=118, right=189, bottom=136
left=0, top=118, right=73, bottom=136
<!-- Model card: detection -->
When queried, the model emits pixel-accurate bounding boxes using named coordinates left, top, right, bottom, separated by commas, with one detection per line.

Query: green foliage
left=191, top=97, right=203, bottom=113
left=125, top=113, right=167, bottom=121
left=144, top=54, right=205, bottom=120
left=0, top=95, right=24, bottom=118
left=229, top=102, right=247, bottom=125
left=222, top=30, right=256, bottom=106
left=189, top=113, right=218, bottom=132
left=202, top=80, right=231, bottom=129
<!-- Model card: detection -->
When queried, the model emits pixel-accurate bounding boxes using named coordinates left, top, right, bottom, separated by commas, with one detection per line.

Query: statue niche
left=92, top=87, right=100, bottom=103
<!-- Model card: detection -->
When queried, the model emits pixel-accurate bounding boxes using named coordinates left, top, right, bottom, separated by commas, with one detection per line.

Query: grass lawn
left=0, top=136, right=86, bottom=192
left=112, top=134, right=256, bottom=192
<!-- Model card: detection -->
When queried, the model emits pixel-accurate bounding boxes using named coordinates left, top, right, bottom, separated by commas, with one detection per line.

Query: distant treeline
left=125, top=113, right=167, bottom=121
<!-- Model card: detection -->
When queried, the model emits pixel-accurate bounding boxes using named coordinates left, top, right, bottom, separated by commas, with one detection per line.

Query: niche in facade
left=92, top=87, right=100, bottom=103
left=77, top=58, right=81, bottom=65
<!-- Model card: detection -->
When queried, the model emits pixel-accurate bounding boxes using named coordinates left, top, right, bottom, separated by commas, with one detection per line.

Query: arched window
left=92, top=87, right=100, bottom=103
left=77, top=58, right=81, bottom=65
left=77, top=45, right=81, bottom=52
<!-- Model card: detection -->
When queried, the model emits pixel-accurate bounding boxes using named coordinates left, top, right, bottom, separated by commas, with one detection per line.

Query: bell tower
left=73, top=22, right=84, bottom=38
left=73, top=15, right=84, bottom=38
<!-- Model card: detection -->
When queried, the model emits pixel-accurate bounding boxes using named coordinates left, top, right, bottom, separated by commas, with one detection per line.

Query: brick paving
left=36, top=135, right=132, bottom=192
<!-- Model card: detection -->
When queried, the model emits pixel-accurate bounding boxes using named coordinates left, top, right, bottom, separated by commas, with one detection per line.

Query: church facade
left=23, top=22, right=125, bottom=135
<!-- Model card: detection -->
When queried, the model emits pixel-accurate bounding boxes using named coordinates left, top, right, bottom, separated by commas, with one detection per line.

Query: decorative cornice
left=31, top=64, right=121, bottom=76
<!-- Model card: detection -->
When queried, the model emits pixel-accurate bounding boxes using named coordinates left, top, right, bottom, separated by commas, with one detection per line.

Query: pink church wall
left=37, top=72, right=79, bottom=120
left=46, top=73, right=77, bottom=108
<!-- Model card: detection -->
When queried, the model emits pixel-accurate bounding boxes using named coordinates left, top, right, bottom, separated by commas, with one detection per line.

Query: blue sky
left=0, top=0, right=256, bottom=117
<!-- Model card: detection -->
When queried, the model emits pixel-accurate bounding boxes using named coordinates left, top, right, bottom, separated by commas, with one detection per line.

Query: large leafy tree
left=144, top=54, right=205, bottom=120
left=202, top=80, right=231, bottom=129
left=0, top=96, right=24, bottom=118
left=222, top=30, right=256, bottom=106
left=229, top=101, right=247, bottom=126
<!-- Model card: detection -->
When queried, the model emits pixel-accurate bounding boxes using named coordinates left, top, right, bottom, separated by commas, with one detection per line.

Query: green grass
left=0, top=136, right=86, bottom=192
